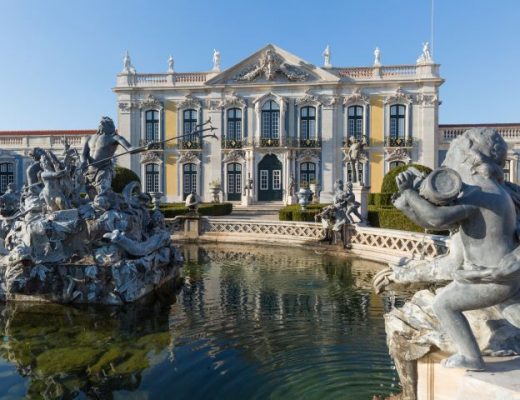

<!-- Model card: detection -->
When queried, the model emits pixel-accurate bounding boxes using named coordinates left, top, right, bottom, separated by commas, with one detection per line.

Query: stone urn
left=297, top=187, right=311, bottom=210
left=310, top=183, right=321, bottom=203
left=209, top=184, right=221, bottom=203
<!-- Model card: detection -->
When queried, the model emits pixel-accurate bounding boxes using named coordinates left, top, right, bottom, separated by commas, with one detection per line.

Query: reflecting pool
left=0, top=244, right=397, bottom=399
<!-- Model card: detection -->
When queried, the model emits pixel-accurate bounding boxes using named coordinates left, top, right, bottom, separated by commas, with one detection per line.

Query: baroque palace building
left=113, top=44, right=443, bottom=203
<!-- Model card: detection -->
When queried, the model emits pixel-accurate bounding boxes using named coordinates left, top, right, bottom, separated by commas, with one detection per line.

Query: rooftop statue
left=373, top=47, right=381, bottom=67
left=416, top=41, right=433, bottom=64
left=323, top=45, right=331, bottom=68
left=212, top=49, right=221, bottom=72
left=373, top=128, right=520, bottom=399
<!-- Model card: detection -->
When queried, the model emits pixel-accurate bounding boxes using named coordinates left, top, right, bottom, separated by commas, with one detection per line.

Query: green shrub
left=368, top=193, right=375, bottom=206
left=380, top=164, right=432, bottom=194
left=159, top=202, right=233, bottom=218
left=292, top=209, right=322, bottom=222
left=278, top=204, right=329, bottom=221
left=113, top=166, right=140, bottom=193
left=373, top=192, right=393, bottom=207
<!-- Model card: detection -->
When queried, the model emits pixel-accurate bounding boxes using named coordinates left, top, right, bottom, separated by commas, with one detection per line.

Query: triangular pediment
left=206, top=44, right=339, bottom=85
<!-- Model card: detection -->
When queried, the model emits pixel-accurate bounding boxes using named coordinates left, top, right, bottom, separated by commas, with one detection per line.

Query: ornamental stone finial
left=212, top=49, right=221, bottom=72
left=323, top=45, right=331, bottom=68
left=167, top=55, right=174, bottom=73
left=122, top=50, right=136, bottom=74
left=373, top=47, right=381, bottom=67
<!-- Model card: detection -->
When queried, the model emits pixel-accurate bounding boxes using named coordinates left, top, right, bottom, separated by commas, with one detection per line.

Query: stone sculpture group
left=374, top=128, right=520, bottom=399
left=317, top=179, right=363, bottom=244
left=0, top=117, right=182, bottom=305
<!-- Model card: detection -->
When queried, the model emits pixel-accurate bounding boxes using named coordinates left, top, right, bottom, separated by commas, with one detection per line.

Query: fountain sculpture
left=374, top=128, right=520, bottom=399
left=0, top=117, right=184, bottom=305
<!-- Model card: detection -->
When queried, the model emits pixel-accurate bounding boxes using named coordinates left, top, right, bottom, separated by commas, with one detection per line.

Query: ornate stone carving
left=140, top=151, right=163, bottom=164
left=321, top=96, right=339, bottom=107
left=121, top=51, right=136, bottom=74
left=218, top=92, right=247, bottom=109
left=177, top=94, right=201, bottom=110
left=222, top=150, right=245, bottom=163
left=416, top=93, right=439, bottom=106
left=118, top=102, right=130, bottom=113
left=178, top=151, right=201, bottom=164
left=385, top=147, right=411, bottom=163
left=373, top=47, right=381, bottom=67
left=234, top=49, right=308, bottom=82
left=212, top=49, right=221, bottom=72
left=295, top=90, right=321, bottom=106
left=384, top=87, right=413, bottom=105
left=297, top=149, right=320, bottom=162
left=343, top=88, right=369, bottom=106
left=323, top=45, right=331, bottom=68
left=416, top=41, right=433, bottom=65
left=374, top=128, right=520, bottom=399
left=140, top=94, right=162, bottom=110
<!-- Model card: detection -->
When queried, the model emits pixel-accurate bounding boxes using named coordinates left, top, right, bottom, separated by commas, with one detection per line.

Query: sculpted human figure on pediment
left=234, top=49, right=308, bottom=82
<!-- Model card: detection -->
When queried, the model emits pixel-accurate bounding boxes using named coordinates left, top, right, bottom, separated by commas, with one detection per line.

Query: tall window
left=0, top=163, right=14, bottom=194
left=261, top=100, right=280, bottom=139
left=300, top=106, right=316, bottom=140
left=227, top=108, right=242, bottom=141
left=299, top=162, right=316, bottom=186
left=389, top=105, right=406, bottom=139
left=183, top=109, right=198, bottom=141
left=347, top=105, right=363, bottom=139
left=504, top=160, right=511, bottom=182
left=145, top=163, right=160, bottom=193
left=145, top=110, right=159, bottom=142
left=183, top=163, right=197, bottom=199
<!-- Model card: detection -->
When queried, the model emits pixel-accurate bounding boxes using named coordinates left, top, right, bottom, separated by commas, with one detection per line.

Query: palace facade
left=113, top=44, right=443, bottom=203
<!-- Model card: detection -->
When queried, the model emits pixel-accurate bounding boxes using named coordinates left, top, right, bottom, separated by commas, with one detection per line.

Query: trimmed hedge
left=278, top=204, right=328, bottom=221
left=380, top=163, right=432, bottom=194
left=367, top=206, right=423, bottom=232
left=160, top=202, right=233, bottom=218
left=113, top=166, right=140, bottom=193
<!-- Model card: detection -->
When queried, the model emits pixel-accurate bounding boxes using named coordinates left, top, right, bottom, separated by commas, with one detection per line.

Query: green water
left=0, top=244, right=397, bottom=399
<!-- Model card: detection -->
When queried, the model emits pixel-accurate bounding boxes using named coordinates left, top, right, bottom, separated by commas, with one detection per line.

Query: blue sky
left=0, top=0, right=518, bottom=130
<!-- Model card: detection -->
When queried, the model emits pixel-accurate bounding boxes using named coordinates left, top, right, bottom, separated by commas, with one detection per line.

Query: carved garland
left=222, top=150, right=245, bottom=163
left=384, top=87, right=413, bottom=105
left=297, top=149, right=320, bottom=163
left=218, top=92, right=247, bottom=109
left=178, top=151, right=201, bottom=164
left=140, top=94, right=163, bottom=109
left=140, top=151, right=163, bottom=164
left=343, top=88, right=369, bottom=106
left=416, top=93, right=438, bottom=106
left=295, top=90, right=321, bottom=106
left=177, top=94, right=201, bottom=110
left=385, top=148, right=411, bottom=163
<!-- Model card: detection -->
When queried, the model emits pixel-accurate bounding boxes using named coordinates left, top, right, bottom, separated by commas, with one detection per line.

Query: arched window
left=299, top=162, right=316, bottom=187
left=0, top=162, right=14, bottom=194
left=183, top=163, right=197, bottom=200
left=145, top=163, right=160, bottom=193
left=261, top=100, right=280, bottom=139
left=389, top=161, right=406, bottom=170
left=227, top=108, right=242, bottom=141
left=389, top=105, right=406, bottom=139
left=347, top=105, right=363, bottom=139
left=145, top=110, right=159, bottom=142
left=183, top=109, right=198, bottom=141
left=347, top=163, right=363, bottom=184
left=300, top=106, right=316, bottom=140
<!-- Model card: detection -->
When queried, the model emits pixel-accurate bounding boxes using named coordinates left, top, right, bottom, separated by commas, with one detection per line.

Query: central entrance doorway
left=258, top=154, right=283, bottom=201
left=227, top=163, right=242, bottom=201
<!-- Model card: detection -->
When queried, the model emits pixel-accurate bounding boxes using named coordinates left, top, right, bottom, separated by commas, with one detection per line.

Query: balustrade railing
left=51, top=136, right=84, bottom=146
left=0, top=137, right=24, bottom=146
left=339, top=67, right=373, bottom=79
left=221, top=139, right=244, bottom=149
left=174, top=72, right=207, bottom=84
left=257, top=138, right=280, bottom=147
left=179, top=139, right=202, bottom=150
left=139, top=139, right=165, bottom=150
left=439, top=125, right=520, bottom=143
left=381, top=65, right=417, bottom=77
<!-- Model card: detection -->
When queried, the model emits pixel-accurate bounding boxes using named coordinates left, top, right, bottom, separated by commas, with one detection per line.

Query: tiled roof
left=0, top=130, right=96, bottom=136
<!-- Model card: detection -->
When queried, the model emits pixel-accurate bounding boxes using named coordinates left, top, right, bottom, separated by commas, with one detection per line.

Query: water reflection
left=0, top=244, right=397, bottom=400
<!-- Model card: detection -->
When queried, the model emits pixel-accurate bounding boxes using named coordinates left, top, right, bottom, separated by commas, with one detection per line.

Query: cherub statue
left=374, top=128, right=520, bottom=399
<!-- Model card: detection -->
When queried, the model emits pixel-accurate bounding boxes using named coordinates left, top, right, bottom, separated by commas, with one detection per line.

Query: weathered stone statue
left=323, top=45, right=331, bottom=68
left=212, top=49, right=221, bottom=72
left=80, top=117, right=136, bottom=199
left=374, top=128, right=520, bottom=399
left=344, top=136, right=367, bottom=184
left=416, top=41, right=433, bottom=64
left=344, top=182, right=363, bottom=224
left=0, top=117, right=182, bottom=305
left=374, top=47, right=382, bottom=67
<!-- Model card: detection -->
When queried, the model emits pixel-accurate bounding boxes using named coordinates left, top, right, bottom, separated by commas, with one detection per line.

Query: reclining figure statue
left=373, top=127, right=520, bottom=399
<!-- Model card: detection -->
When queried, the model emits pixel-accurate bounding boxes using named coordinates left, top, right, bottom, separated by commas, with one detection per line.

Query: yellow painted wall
left=164, top=101, right=177, bottom=198
left=370, top=96, right=384, bottom=193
